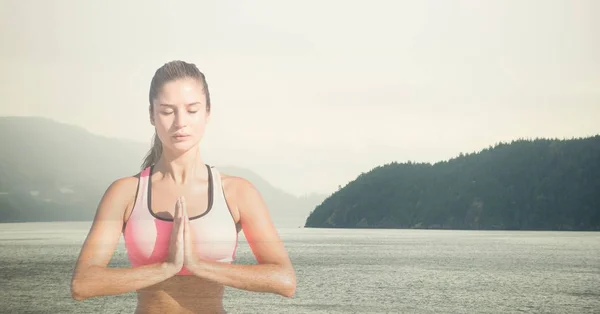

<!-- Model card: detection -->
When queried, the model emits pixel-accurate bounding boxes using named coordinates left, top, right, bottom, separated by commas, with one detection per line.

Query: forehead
left=156, top=77, right=206, bottom=105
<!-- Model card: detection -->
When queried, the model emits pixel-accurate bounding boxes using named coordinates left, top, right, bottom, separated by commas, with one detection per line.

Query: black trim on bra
left=131, top=173, right=142, bottom=212
left=147, top=164, right=214, bottom=221
left=220, top=180, right=242, bottom=233
left=121, top=172, right=143, bottom=233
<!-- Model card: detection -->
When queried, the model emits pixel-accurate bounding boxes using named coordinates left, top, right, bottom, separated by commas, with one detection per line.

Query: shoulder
left=220, top=173, right=255, bottom=192
left=219, top=172, right=259, bottom=199
left=218, top=170, right=267, bottom=221
left=100, top=173, right=142, bottom=220
left=105, top=174, right=140, bottom=199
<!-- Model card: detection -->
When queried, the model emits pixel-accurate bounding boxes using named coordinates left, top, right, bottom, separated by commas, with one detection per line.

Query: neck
left=155, top=146, right=206, bottom=185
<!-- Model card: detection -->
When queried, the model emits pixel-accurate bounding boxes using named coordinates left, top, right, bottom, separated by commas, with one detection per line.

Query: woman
left=70, top=60, right=296, bottom=313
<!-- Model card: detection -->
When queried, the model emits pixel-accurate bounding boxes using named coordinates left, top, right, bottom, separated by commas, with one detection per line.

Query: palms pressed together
left=168, top=196, right=200, bottom=273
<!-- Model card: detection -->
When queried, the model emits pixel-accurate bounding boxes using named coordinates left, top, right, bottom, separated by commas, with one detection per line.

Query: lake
left=1, top=222, right=599, bottom=313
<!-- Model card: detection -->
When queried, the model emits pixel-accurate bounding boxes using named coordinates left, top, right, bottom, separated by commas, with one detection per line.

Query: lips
left=173, top=132, right=190, bottom=137
left=172, top=133, right=191, bottom=140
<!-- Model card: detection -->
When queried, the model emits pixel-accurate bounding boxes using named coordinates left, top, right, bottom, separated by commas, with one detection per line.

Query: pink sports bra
left=123, top=164, right=239, bottom=275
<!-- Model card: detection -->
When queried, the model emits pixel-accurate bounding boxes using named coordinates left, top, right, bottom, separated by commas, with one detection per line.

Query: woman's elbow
left=281, top=282, right=296, bottom=298
left=279, top=268, right=297, bottom=298
left=70, top=278, right=87, bottom=301
left=70, top=269, right=93, bottom=301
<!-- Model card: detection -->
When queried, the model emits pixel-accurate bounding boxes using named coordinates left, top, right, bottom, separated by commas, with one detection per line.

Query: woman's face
left=150, top=77, right=210, bottom=154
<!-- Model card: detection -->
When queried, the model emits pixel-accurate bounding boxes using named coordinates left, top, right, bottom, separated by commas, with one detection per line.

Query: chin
left=168, top=139, right=197, bottom=153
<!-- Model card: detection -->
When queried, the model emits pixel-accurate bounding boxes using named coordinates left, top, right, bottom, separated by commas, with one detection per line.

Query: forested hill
left=304, top=136, right=600, bottom=231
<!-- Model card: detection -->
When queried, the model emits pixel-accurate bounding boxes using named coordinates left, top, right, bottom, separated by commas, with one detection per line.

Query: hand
left=181, top=197, right=200, bottom=269
left=165, top=197, right=185, bottom=275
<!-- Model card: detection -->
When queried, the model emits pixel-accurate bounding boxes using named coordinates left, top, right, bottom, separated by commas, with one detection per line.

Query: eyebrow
left=159, top=102, right=203, bottom=107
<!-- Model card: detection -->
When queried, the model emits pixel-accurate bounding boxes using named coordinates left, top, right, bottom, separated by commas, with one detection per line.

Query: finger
left=174, top=198, right=180, bottom=222
left=183, top=210, right=192, bottom=260
left=171, top=198, right=180, bottom=237
left=183, top=210, right=188, bottom=246
left=181, top=198, right=189, bottom=234
left=180, top=198, right=186, bottom=224
left=184, top=208, right=191, bottom=241
left=180, top=197, right=186, bottom=228
left=178, top=198, right=185, bottom=240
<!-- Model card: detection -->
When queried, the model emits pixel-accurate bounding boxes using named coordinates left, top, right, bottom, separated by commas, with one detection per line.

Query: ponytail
left=141, top=132, right=163, bottom=170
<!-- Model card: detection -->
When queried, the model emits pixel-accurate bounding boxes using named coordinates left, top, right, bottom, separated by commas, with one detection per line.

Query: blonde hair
left=141, top=60, right=211, bottom=170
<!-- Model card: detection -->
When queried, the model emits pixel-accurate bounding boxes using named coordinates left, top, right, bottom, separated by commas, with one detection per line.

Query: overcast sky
left=1, top=0, right=598, bottom=196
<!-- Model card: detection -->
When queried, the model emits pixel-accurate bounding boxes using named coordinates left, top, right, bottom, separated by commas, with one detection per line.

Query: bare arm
left=185, top=178, right=296, bottom=297
left=70, top=177, right=179, bottom=301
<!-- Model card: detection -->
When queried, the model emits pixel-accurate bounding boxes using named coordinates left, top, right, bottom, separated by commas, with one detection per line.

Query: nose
left=174, top=109, right=188, bottom=128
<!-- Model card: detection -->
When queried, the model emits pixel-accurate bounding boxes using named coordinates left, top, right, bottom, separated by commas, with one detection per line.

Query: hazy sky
left=1, top=0, right=598, bottom=196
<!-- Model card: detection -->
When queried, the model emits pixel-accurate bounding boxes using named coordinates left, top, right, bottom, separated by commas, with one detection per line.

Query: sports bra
left=123, top=164, right=239, bottom=275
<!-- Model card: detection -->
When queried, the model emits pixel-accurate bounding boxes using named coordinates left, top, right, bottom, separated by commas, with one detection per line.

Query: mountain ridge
left=0, top=116, right=326, bottom=227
